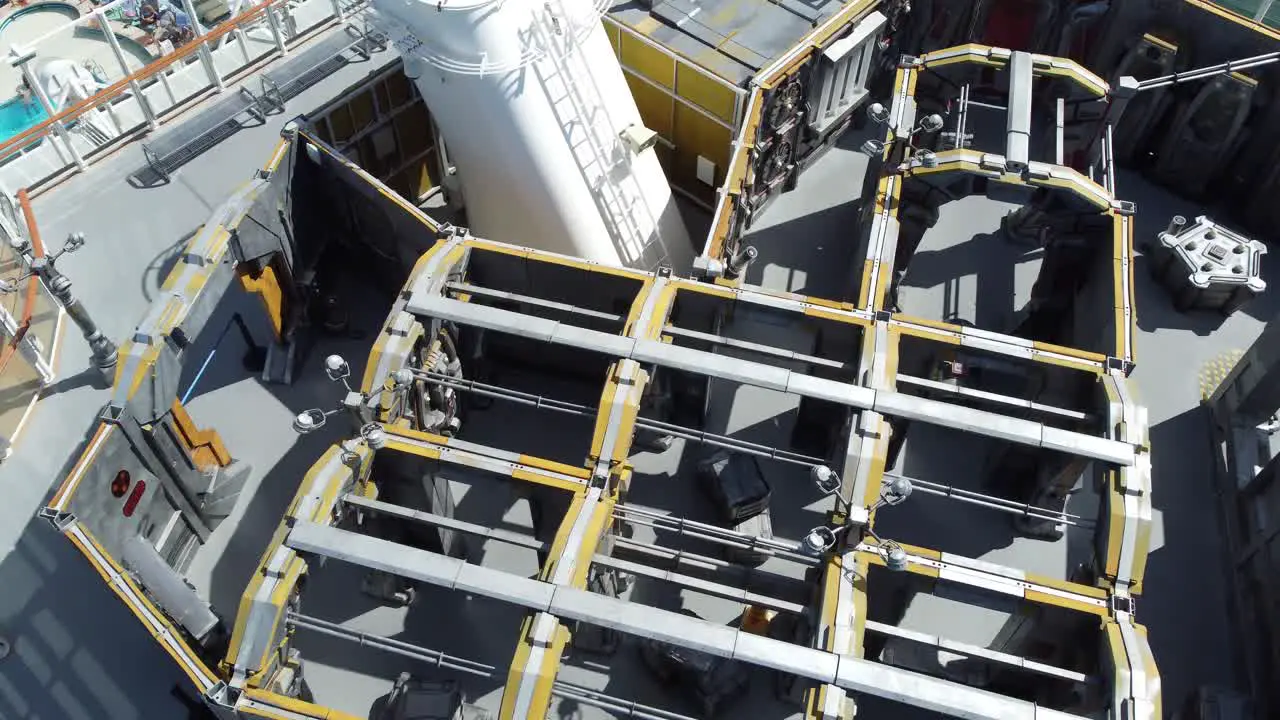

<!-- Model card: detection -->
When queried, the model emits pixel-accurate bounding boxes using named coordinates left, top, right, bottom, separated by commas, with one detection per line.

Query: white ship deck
left=0, top=25, right=1270, bottom=720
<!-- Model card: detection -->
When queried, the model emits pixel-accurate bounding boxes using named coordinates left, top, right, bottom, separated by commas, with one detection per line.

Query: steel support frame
left=286, top=519, right=1092, bottom=720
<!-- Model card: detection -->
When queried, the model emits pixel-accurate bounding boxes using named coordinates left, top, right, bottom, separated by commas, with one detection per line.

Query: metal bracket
left=37, top=507, right=78, bottom=531
left=1106, top=357, right=1135, bottom=377
left=203, top=681, right=239, bottom=720
left=1111, top=594, right=1135, bottom=616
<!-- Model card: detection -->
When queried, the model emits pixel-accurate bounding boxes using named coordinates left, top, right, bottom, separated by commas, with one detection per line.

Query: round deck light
left=110, top=470, right=131, bottom=498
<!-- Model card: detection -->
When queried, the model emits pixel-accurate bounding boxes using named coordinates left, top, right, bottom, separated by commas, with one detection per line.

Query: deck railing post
left=97, top=9, right=159, bottom=131
left=181, top=0, right=225, bottom=92
left=12, top=51, right=86, bottom=172
left=266, top=2, right=288, bottom=54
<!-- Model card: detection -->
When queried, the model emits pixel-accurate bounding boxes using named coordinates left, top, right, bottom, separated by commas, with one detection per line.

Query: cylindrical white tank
left=372, top=0, right=692, bottom=271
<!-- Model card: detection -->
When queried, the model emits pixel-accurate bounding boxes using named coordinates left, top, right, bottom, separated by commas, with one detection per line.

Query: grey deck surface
left=0, top=68, right=1265, bottom=720
left=0, top=31, right=401, bottom=720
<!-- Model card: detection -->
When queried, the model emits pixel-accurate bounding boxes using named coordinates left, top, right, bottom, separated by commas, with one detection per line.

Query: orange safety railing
left=0, top=190, right=46, bottom=375
left=0, top=0, right=283, bottom=167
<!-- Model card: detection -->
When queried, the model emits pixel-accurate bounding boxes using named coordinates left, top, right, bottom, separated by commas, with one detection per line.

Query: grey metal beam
left=863, top=620, right=1092, bottom=685
left=405, top=295, right=1137, bottom=466
left=1006, top=51, right=1033, bottom=169
left=287, top=520, right=1089, bottom=720
left=341, top=494, right=806, bottom=612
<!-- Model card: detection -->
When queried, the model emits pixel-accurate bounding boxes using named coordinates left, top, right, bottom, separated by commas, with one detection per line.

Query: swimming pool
left=0, top=96, right=48, bottom=146
left=0, top=2, right=155, bottom=143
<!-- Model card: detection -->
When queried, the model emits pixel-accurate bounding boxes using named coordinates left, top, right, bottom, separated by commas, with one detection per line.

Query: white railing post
left=0, top=301, right=54, bottom=384
left=180, top=0, right=225, bottom=92
left=97, top=9, right=158, bottom=130
left=265, top=3, right=288, bottom=54
left=12, top=50, right=87, bottom=171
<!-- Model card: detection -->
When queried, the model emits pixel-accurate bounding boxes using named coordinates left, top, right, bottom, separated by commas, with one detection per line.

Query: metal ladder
left=529, top=0, right=668, bottom=269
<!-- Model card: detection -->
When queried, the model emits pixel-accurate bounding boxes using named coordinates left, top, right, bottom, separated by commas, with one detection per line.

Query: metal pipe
left=1137, top=50, right=1280, bottom=91
left=416, top=375, right=1089, bottom=527
left=550, top=681, right=698, bottom=720
left=446, top=281, right=626, bottom=324
left=884, top=471, right=1094, bottom=528
left=286, top=612, right=495, bottom=677
left=597, top=551, right=807, bottom=614
left=613, top=503, right=817, bottom=563
left=420, top=370, right=827, bottom=466
left=893, top=373, right=1088, bottom=422
left=662, top=324, right=847, bottom=371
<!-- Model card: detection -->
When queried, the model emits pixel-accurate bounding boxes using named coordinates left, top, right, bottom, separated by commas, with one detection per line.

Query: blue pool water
left=0, top=96, right=48, bottom=144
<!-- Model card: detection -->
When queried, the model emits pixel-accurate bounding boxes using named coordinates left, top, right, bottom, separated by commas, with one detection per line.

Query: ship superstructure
left=1, top=2, right=1279, bottom=720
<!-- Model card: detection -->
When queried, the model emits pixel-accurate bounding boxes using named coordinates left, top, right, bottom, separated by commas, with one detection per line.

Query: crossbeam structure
left=43, top=39, right=1162, bottom=720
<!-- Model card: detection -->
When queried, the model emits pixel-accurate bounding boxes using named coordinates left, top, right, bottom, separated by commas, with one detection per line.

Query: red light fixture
left=122, top=480, right=147, bottom=517
left=110, top=470, right=131, bottom=498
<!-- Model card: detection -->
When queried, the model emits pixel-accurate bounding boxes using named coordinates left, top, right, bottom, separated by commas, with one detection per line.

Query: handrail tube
left=0, top=190, right=47, bottom=375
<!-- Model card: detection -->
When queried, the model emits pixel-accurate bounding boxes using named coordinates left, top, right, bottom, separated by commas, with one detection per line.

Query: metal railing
left=0, top=0, right=363, bottom=193
left=0, top=189, right=61, bottom=459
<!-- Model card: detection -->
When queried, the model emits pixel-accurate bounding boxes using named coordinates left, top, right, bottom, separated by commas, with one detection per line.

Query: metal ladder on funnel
left=530, top=0, right=668, bottom=269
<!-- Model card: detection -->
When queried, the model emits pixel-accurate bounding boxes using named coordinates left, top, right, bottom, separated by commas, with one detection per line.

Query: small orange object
left=741, top=605, right=777, bottom=635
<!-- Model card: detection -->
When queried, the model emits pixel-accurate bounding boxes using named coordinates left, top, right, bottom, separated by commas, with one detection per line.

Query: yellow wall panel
left=625, top=72, right=674, bottom=139
left=676, top=61, right=737, bottom=124
left=620, top=32, right=675, bottom=89
left=348, top=90, right=376, bottom=134
left=393, top=103, right=433, bottom=157
left=602, top=19, right=620, bottom=50
left=673, top=103, right=733, bottom=174
left=327, top=106, right=354, bottom=144
left=385, top=71, right=413, bottom=107
left=412, top=147, right=439, bottom=199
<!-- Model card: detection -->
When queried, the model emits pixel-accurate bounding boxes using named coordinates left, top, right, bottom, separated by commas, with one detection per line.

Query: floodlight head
left=801, top=526, right=837, bottom=556
left=883, top=541, right=909, bottom=572
left=0, top=279, right=16, bottom=295
left=811, top=464, right=840, bottom=494
left=8, top=234, right=28, bottom=254
left=866, top=102, right=889, bottom=125
left=882, top=475, right=913, bottom=505
left=293, top=409, right=326, bottom=434
left=362, top=423, right=387, bottom=449
left=859, top=139, right=886, bottom=158
left=917, top=113, right=944, bottom=133
left=325, top=354, right=350, bottom=381
left=916, top=150, right=939, bottom=168
left=392, top=368, right=414, bottom=387
left=64, top=232, right=86, bottom=253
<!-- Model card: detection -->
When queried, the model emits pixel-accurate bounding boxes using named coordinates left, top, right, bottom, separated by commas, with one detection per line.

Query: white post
left=235, top=27, right=251, bottom=64
left=1256, top=0, right=1275, bottom=22
left=196, top=40, right=225, bottom=93
left=97, top=9, right=158, bottom=130
left=180, top=0, right=224, bottom=92
left=158, top=66, right=178, bottom=106
left=0, top=301, right=54, bottom=384
left=13, top=51, right=86, bottom=171
left=265, top=3, right=288, bottom=54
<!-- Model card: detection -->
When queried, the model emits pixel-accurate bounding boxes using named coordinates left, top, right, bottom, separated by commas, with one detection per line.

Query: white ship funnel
left=371, top=0, right=693, bottom=271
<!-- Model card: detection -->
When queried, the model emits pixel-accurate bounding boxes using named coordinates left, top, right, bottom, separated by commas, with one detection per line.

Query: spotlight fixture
left=917, top=113, right=945, bottom=133
left=916, top=150, right=939, bottom=168
left=293, top=408, right=329, bottom=434
left=866, top=101, right=890, bottom=125
left=859, top=138, right=887, bottom=157
left=325, top=354, right=351, bottom=382
left=883, top=540, right=909, bottom=572
left=811, top=464, right=842, bottom=495
left=801, top=526, right=840, bottom=556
